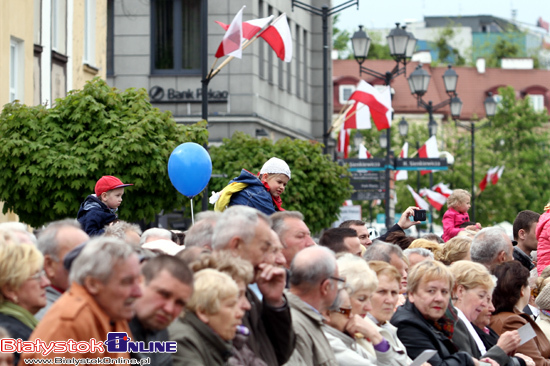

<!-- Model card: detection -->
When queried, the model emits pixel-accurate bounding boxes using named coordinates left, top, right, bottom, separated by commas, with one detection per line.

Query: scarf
left=421, top=301, right=457, bottom=339
left=0, top=301, right=39, bottom=330
left=262, top=181, right=285, bottom=211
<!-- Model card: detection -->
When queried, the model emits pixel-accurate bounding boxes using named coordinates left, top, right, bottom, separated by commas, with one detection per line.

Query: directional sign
left=341, top=158, right=387, bottom=171
left=351, top=180, right=382, bottom=190
left=350, top=171, right=382, bottom=180
left=351, top=190, right=385, bottom=200
left=395, top=158, right=448, bottom=171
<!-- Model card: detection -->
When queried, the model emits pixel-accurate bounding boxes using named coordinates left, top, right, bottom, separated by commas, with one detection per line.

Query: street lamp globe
left=442, top=65, right=458, bottom=95
left=408, top=65, right=431, bottom=97
left=351, top=26, right=371, bottom=65
left=428, top=118, right=438, bottom=137
left=450, top=97, right=463, bottom=119
left=484, top=92, right=497, bottom=117
left=387, top=23, right=410, bottom=59
left=379, top=132, right=388, bottom=148
left=398, top=117, right=409, bottom=137
left=405, top=32, right=417, bottom=59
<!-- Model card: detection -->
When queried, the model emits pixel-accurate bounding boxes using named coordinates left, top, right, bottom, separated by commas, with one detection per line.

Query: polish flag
left=344, top=102, right=372, bottom=130
left=479, top=166, right=499, bottom=192
left=349, top=81, right=392, bottom=131
left=358, top=144, right=373, bottom=159
left=337, top=129, right=350, bottom=159
left=395, top=142, right=408, bottom=181
left=418, top=136, right=439, bottom=175
left=343, top=200, right=353, bottom=206
left=492, top=166, right=504, bottom=185
left=215, top=15, right=274, bottom=40
left=260, top=14, right=293, bottom=62
left=215, top=7, right=245, bottom=59
left=432, top=182, right=453, bottom=198
left=407, top=185, right=429, bottom=210
left=419, top=188, right=447, bottom=211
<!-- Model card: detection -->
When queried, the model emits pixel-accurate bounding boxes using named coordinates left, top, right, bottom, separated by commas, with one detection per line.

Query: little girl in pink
left=442, top=189, right=481, bottom=242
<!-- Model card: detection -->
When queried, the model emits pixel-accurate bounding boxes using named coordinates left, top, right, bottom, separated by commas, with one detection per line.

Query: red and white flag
left=419, top=188, right=447, bottom=211
left=215, top=6, right=245, bottom=58
left=407, top=185, right=429, bottom=210
left=358, top=144, right=373, bottom=159
left=260, top=14, right=292, bottom=62
left=395, top=142, right=409, bottom=181
left=418, top=135, right=440, bottom=175
left=348, top=81, right=392, bottom=131
left=337, top=129, right=350, bottom=159
left=479, top=166, right=499, bottom=192
left=343, top=200, right=353, bottom=206
left=432, top=182, right=453, bottom=198
left=344, top=102, right=371, bottom=130
left=215, top=15, right=274, bottom=40
left=491, top=166, right=504, bottom=185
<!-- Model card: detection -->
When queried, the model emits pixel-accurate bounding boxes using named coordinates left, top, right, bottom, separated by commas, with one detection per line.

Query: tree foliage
left=208, top=132, right=353, bottom=233
left=434, top=26, right=465, bottom=66
left=0, top=78, right=208, bottom=227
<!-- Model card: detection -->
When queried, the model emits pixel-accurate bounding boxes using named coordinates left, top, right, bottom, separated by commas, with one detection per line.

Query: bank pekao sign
left=148, top=86, right=228, bottom=103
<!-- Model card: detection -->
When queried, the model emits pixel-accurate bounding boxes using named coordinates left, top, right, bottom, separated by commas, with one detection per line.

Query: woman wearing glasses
left=0, top=239, right=50, bottom=365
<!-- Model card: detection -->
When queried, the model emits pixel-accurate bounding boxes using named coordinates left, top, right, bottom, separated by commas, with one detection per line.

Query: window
left=295, top=24, right=300, bottom=98
left=84, top=0, right=96, bottom=65
left=259, top=0, right=264, bottom=79
left=152, top=0, right=201, bottom=74
left=9, top=38, right=24, bottom=102
left=286, top=19, right=292, bottom=94
left=267, top=5, right=273, bottom=83
left=303, top=29, right=308, bottom=102
left=339, top=85, right=356, bottom=104
left=52, top=0, right=67, bottom=54
left=106, top=0, right=114, bottom=75
left=528, top=94, right=545, bottom=112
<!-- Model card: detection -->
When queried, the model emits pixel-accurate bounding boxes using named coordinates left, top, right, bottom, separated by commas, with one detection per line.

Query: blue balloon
left=168, top=142, right=212, bottom=198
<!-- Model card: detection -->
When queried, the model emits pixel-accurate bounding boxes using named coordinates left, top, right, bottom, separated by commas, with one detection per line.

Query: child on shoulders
left=442, top=189, right=481, bottom=242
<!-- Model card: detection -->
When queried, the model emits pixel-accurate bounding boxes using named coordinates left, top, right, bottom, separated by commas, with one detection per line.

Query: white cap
left=142, top=239, right=185, bottom=256
left=259, top=157, right=291, bottom=179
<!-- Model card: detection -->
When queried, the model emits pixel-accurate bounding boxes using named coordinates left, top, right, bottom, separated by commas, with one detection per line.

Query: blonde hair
left=0, top=241, right=44, bottom=303
left=545, top=202, right=550, bottom=211
left=409, top=239, right=443, bottom=261
left=337, top=253, right=378, bottom=295
left=449, top=260, right=496, bottom=296
left=441, top=236, right=472, bottom=265
left=447, top=189, right=471, bottom=209
left=186, top=269, right=238, bottom=314
left=368, top=260, right=401, bottom=285
left=407, top=260, right=453, bottom=295
left=189, top=251, right=254, bottom=285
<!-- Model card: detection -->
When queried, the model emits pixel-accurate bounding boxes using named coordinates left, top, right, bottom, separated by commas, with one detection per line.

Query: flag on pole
left=348, top=81, right=392, bottom=131
left=344, top=102, right=372, bottom=130
left=395, top=142, right=409, bottom=181
left=432, top=182, right=453, bottom=198
left=343, top=200, right=353, bottom=206
left=358, top=144, right=373, bottom=159
left=337, top=129, right=350, bottom=159
left=418, top=135, right=440, bottom=175
left=491, top=166, right=504, bottom=185
left=260, top=14, right=293, bottom=62
left=215, top=15, right=274, bottom=40
left=407, top=185, right=430, bottom=210
left=215, top=6, right=245, bottom=59
left=419, top=188, right=447, bottom=211
left=479, top=166, right=499, bottom=192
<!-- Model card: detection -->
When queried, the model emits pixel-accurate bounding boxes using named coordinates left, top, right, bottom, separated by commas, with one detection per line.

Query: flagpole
left=328, top=104, right=354, bottom=133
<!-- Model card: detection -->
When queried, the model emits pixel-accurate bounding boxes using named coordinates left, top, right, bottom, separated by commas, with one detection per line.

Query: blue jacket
left=77, top=195, right=117, bottom=236
left=227, top=169, right=277, bottom=216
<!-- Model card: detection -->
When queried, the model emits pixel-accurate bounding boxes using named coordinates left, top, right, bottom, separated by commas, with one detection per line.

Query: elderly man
left=364, top=242, right=409, bottom=293
left=211, top=206, right=295, bottom=366
left=470, top=227, right=514, bottom=269
left=130, top=255, right=193, bottom=365
left=104, top=220, right=142, bottom=247
left=319, top=228, right=362, bottom=256
left=20, top=237, right=142, bottom=362
left=271, top=211, right=315, bottom=268
left=284, top=246, right=340, bottom=365
left=340, top=220, right=372, bottom=248
left=403, top=247, right=434, bottom=268
left=184, top=211, right=221, bottom=250
left=35, top=219, right=90, bottom=320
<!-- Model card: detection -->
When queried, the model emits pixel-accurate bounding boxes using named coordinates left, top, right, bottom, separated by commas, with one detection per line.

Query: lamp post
left=455, top=92, right=497, bottom=222
left=291, top=0, right=359, bottom=154
left=351, top=24, right=416, bottom=230
left=408, top=64, right=463, bottom=232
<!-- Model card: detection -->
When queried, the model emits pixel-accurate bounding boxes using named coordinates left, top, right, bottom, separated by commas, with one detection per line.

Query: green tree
left=434, top=26, right=465, bottom=65
left=208, top=132, right=353, bottom=233
left=0, top=78, right=208, bottom=227
left=333, top=14, right=351, bottom=59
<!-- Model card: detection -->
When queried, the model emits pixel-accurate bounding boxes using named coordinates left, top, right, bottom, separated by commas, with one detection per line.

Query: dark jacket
left=243, top=289, right=295, bottom=366
left=77, top=195, right=117, bottom=236
left=513, top=245, right=535, bottom=271
left=0, top=313, right=32, bottom=365
left=473, top=324, right=526, bottom=366
left=390, top=299, right=475, bottom=366
left=129, top=316, right=172, bottom=366
left=377, top=223, right=404, bottom=242
left=227, top=170, right=277, bottom=216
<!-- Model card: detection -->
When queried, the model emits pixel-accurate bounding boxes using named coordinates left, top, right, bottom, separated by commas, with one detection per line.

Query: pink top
left=536, top=210, right=550, bottom=275
left=442, top=207, right=470, bottom=242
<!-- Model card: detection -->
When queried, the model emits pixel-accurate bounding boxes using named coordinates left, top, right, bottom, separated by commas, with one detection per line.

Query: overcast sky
left=333, top=0, right=550, bottom=32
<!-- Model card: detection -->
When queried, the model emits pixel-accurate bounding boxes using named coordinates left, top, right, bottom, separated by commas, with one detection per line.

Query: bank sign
left=149, top=86, right=228, bottom=103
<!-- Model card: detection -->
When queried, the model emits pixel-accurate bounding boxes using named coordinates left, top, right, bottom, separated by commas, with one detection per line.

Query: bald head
left=289, top=246, right=336, bottom=288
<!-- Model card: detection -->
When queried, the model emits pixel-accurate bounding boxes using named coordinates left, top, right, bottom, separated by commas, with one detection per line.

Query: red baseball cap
left=95, top=176, right=133, bottom=196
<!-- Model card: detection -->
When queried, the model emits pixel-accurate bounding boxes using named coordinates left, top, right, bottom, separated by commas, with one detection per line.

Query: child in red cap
left=77, top=175, right=133, bottom=236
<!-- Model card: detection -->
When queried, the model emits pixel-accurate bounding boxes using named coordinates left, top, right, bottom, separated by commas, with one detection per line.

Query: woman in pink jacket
left=536, top=203, right=550, bottom=274
left=442, top=189, right=481, bottom=242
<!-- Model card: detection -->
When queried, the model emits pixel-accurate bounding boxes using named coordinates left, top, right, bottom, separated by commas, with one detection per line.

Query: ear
left=1, top=284, right=17, bottom=303
left=320, top=278, right=331, bottom=297
left=43, top=255, right=56, bottom=278
left=84, top=277, right=102, bottom=296
left=100, top=192, right=109, bottom=201
left=227, top=236, right=244, bottom=252
left=454, top=285, right=466, bottom=301
left=260, top=174, right=269, bottom=183
left=195, top=308, right=210, bottom=324
left=518, top=229, right=526, bottom=240
left=497, top=250, right=508, bottom=263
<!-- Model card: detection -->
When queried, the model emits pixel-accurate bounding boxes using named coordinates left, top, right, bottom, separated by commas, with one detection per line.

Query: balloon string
left=190, top=198, right=195, bottom=226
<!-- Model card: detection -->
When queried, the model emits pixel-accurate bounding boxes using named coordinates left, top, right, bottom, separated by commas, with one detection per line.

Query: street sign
left=351, top=190, right=385, bottom=200
left=332, top=205, right=362, bottom=227
left=350, top=171, right=382, bottom=180
left=341, top=158, right=386, bottom=171
left=351, top=180, right=383, bottom=190
left=395, top=158, right=448, bottom=171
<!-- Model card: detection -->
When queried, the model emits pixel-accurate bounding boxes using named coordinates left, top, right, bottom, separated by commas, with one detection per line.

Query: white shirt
left=456, top=307, right=487, bottom=355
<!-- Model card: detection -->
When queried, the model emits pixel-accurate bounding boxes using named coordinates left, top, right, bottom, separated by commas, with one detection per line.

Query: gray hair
left=471, top=227, right=509, bottom=266
left=195, top=211, right=221, bottom=223
left=140, top=228, right=172, bottom=244
left=0, top=222, right=37, bottom=244
left=271, top=211, right=304, bottom=242
left=211, top=206, right=271, bottom=250
left=104, top=221, right=142, bottom=240
left=404, top=247, right=434, bottom=260
left=185, top=220, right=216, bottom=248
left=37, top=219, right=82, bottom=260
left=289, top=246, right=336, bottom=287
left=69, top=237, right=136, bottom=285
left=363, top=241, right=403, bottom=263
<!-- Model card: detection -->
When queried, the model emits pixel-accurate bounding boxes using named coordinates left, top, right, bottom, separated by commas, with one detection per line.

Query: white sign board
left=332, top=205, right=362, bottom=227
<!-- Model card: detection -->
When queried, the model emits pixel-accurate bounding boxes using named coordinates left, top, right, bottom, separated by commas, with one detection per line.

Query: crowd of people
left=1, top=161, right=550, bottom=366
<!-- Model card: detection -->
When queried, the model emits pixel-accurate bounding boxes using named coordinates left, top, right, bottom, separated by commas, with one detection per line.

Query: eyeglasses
left=29, top=270, right=46, bottom=281
left=328, top=276, right=346, bottom=291
left=333, top=306, right=352, bottom=318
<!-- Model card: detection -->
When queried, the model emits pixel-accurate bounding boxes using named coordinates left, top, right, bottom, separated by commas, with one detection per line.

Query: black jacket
left=77, top=195, right=117, bottom=236
left=129, top=316, right=172, bottom=366
left=472, top=324, right=526, bottom=366
left=0, top=313, right=33, bottom=365
left=390, top=300, right=475, bottom=366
